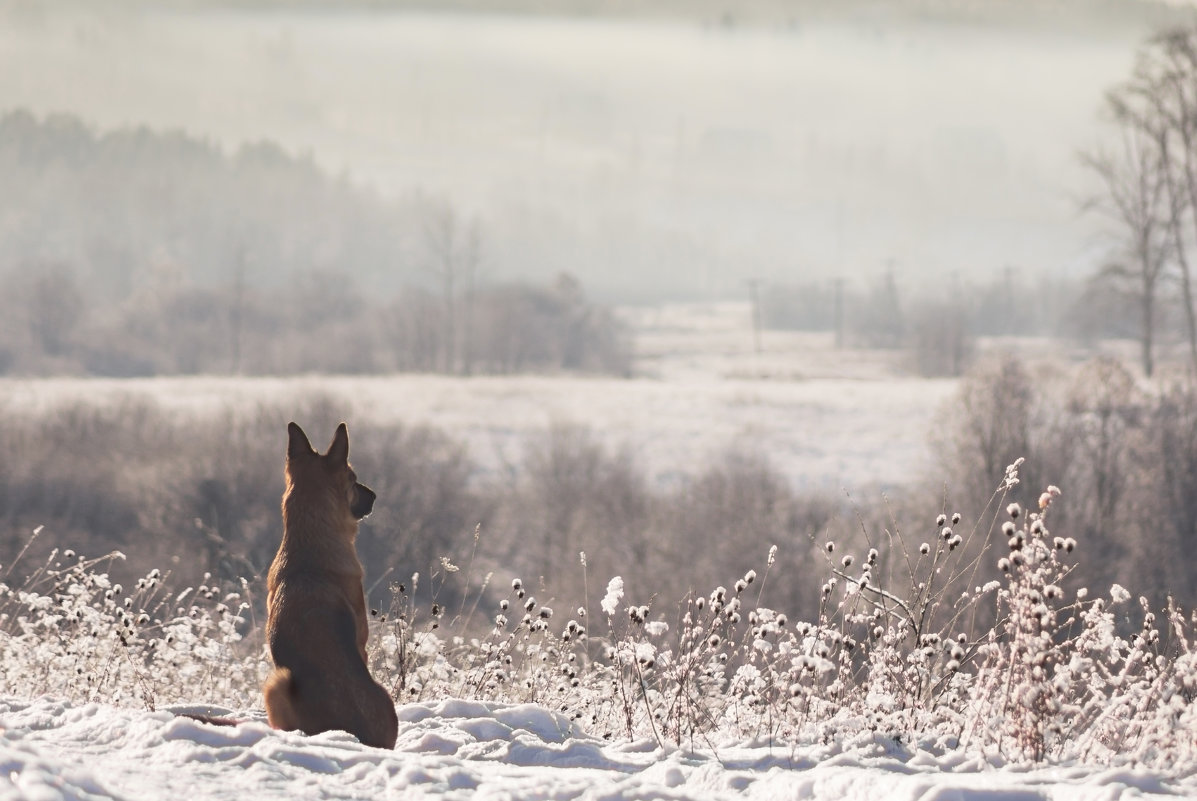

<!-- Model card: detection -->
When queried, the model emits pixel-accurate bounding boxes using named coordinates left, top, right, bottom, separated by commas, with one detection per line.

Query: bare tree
left=421, top=199, right=481, bottom=375
left=1082, top=120, right=1171, bottom=378
left=1099, top=28, right=1197, bottom=376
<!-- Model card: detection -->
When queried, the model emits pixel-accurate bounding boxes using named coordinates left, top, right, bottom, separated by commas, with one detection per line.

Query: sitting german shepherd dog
left=262, top=422, right=398, bottom=749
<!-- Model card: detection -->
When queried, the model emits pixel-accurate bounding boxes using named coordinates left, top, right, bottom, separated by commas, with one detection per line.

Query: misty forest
left=9, top=0, right=1197, bottom=781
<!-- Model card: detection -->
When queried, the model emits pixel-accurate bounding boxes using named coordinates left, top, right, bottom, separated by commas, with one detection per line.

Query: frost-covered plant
left=7, top=464, right=1197, bottom=771
left=0, top=528, right=261, bottom=709
left=358, top=463, right=1197, bottom=766
left=964, top=492, right=1072, bottom=760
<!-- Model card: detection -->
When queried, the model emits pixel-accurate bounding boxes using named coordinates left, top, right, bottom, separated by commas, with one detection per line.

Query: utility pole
left=833, top=277, right=845, bottom=349
left=883, top=259, right=903, bottom=348
left=230, top=243, right=246, bottom=375
left=747, top=278, right=763, bottom=356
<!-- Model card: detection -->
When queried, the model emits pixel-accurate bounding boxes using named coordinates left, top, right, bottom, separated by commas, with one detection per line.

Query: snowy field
left=8, top=305, right=1193, bottom=800
left=3, top=696, right=1190, bottom=801
left=0, top=303, right=956, bottom=492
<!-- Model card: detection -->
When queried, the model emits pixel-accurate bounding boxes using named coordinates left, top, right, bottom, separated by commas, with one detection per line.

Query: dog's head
left=286, top=422, right=376, bottom=521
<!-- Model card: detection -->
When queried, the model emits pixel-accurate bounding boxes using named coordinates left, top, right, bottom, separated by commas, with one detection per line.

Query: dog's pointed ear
left=327, top=422, right=350, bottom=466
left=287, top=422, right=314, bottom=460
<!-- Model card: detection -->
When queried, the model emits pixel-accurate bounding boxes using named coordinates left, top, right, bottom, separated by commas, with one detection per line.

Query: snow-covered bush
left=3, top=463, right=1197, bottom=769
left=0, top=528, right=262, bottom=709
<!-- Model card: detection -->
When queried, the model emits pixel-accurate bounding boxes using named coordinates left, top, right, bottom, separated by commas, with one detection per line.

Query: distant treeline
left=0, top=111, right=629, bottom=376
left=758, top=272, right=1169, bottom=378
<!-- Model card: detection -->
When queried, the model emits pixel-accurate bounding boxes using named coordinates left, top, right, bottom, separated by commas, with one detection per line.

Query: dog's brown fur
left=262, top=422, right=398, bottom=749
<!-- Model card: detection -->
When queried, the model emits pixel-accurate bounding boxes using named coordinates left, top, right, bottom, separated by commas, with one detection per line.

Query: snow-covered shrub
left=0, top=528, right=261, bottom=709
left=964, top=493, right=1071, bottom=760
left=5, top=462, right=1197, bottom=769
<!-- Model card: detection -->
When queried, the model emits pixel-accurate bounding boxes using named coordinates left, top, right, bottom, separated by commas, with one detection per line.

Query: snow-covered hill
left=2, top=696, right=1189, bottom=801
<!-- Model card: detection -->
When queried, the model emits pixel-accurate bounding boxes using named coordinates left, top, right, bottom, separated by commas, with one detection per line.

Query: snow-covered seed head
left=952, top=512, right=961, bottom=525
left=735, top=579, right=748, bottom=594
left=841, top=555, right=854, bottom=568
left=867, top=549, right=878, bottom=566
left=708, top=634, right=721, bottom=648
left=512, top=578, right=522, bottom=592
left=998, top=558, right=1011, bottom=573
left=919, top=543, right=930, bottom=556
left=936, top=513, right=947, bottom=527
left=744, top=570, right=756, bottom=585
left=825, top=541, right=835, bottom=553
left=1007, top=503, right=1022, bottom=519
left=941, top=527, right=953, bottom=541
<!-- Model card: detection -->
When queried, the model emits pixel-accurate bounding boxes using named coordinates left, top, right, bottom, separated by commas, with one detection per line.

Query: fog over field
left=0, top=3, right=1155, bottom=299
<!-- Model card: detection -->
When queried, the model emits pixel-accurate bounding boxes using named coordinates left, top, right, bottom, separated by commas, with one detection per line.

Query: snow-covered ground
left=2, top=696, right=1190, bottom=801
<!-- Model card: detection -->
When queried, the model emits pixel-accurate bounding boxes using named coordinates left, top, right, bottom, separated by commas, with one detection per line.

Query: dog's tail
left=263, top=666, right=299, bottom=732
left=177, top=713, right=243, bottom=727
left=170, top=703, right=247, bottom=727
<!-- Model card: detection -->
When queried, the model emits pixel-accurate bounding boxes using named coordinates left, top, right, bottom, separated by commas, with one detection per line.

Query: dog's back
left=263, top=422, right=398, bottom=749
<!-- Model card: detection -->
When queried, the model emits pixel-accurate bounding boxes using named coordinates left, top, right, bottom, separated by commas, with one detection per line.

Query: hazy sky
left=0, top=7, right=1145, bottom=299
